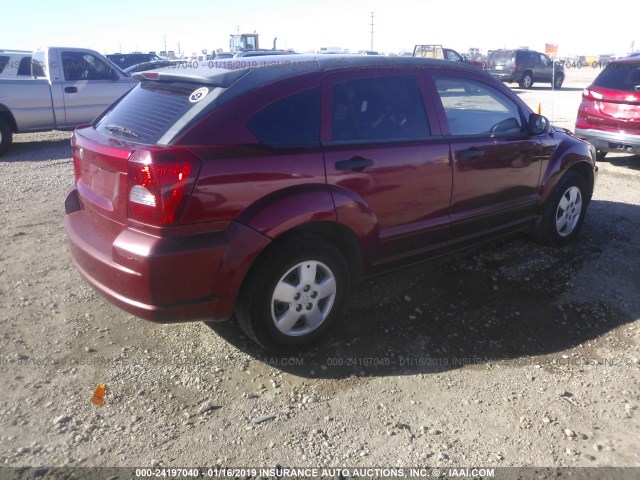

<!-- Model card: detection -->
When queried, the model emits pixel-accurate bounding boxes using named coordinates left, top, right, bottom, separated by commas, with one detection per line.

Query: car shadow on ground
left=207, top=199, right=639, bottom=379
left=2, top=138, right=72, bottom=162
left=605, top=154, right=640, bottom=171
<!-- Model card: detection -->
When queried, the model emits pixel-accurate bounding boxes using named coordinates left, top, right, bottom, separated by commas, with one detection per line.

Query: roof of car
left=609, top=56, right=640, bottom=63
left=132, top=54, right=479, bottom=86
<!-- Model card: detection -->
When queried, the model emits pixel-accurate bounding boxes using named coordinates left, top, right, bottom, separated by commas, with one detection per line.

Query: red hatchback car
left=576, top=56, right=640, bottom=160
left=64, top=56, right=596, bottom=351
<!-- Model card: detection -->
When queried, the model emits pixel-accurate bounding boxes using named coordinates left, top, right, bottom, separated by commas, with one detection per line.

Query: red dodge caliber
left=64, top=55, right=597, bottom=351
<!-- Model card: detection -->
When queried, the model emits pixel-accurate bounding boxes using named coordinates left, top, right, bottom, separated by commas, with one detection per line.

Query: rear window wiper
left=104, top=123, right=141, bottom=139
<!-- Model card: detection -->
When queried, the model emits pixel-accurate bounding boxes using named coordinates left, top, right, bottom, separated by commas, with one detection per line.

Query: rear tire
left=553, top=74, right=564, bottom=89
left=235, top=234, right=350, bottom=352
left=0, top=117, right=13, bottom=157
left=518, top=72, right=534, bottom=89
left=534, top=171, right=588, bottom=246
left=596, top=150, right=607, bottom=161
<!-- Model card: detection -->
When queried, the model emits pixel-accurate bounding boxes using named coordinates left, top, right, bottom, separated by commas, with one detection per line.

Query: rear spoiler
left=132, top=67, right=250, bottom=88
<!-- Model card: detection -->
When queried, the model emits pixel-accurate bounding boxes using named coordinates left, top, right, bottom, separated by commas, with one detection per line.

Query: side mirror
left=635, top=85, right=640, bottom=92
left=528, top=113, right=550, bottom=135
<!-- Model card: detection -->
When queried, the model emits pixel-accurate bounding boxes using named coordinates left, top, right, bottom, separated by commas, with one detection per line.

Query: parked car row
left=63, top=54, right=597, bottom=351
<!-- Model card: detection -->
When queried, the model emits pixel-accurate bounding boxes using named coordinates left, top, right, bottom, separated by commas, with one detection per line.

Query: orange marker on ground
left=91, top=384, right=108, bottom=406
left=537, top=102, right=542, bottom=114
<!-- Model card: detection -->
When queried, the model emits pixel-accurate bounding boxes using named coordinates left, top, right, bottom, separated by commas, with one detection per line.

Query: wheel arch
left=539, top=139, right=596, bottom=206
left=0, top=106, right=18, bottom=132
left=235, top=182, right=379, bottom=281
left=568, top=161, right=595, bottom=203
left=276, top=221, right=364, bottom=282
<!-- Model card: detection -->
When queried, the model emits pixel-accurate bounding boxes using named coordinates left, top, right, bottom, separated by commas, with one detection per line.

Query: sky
left=1, top=0, right=637, bottom=57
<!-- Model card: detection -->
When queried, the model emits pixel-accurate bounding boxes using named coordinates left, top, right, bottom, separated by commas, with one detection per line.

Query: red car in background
left=576, top=56, right=640, bottom=160
left=64, top=55, right=596, bottom=351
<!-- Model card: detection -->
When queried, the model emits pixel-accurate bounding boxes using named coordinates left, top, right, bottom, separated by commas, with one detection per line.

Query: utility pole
left=370, top=12, right=375, bottom=51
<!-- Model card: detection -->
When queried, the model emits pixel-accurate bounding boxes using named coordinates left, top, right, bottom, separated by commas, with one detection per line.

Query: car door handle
left=64, top=87, right=78, bottom=94
left=457, top=148, right=484, bottom=160
left=335, top=158, right=374, bottom=172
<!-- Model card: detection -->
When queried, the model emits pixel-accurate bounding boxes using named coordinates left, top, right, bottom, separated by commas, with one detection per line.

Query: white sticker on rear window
left=189, top=87, right=209, bottom=103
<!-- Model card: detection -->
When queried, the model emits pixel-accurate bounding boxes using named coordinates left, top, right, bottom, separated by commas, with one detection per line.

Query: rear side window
left=247, top=88, right=320, bottom=148
left=96, top=82, right=210, bottom=145
left=593, top=63, right=640, bottom=92
left=331, top=75, right=429, bottom=142
left=17, top=56, right=32, bottom=75
left=0, top=56, right=9, bottom=74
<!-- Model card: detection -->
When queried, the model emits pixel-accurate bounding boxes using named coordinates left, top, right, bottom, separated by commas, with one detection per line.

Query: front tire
left=0, top=117, right=13, bottom=157
left=235, top=234, right=350, bottom=352
left=518, top=72, right=534, bottom=89
left=596, top=150, right=607, bottom=161
left=534, top=171, right=589, bottom=246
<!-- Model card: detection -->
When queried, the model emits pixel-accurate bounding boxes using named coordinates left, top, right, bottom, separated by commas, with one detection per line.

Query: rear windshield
left=593, top=62, right=640, bottom=92
left=96, top=81, right=213, bottom=145
left=488, top=51, right=515, bottom=62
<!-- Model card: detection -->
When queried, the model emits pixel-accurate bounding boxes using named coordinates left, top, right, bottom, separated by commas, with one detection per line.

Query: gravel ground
left=0, top=66, right=638, bottom=473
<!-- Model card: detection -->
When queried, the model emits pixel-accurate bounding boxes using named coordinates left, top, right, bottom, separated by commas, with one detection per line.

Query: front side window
left=434, top=76, right=523, bottom=137
left=247, top=88, right=320, bottom=148
left=331, top=75, right=429, bottom=143
left=62, top=51, right=112, bottom=81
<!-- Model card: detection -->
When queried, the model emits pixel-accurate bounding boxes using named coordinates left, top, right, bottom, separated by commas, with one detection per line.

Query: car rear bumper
left=64, top=188, right=271, bottom=323
left=575, top=128, right=640, bottom=154
left=489, top=72, right=516, bottom=82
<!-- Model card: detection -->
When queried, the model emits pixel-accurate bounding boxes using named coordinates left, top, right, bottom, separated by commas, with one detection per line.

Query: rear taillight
left=71, top=132, right=82, bottom=182
left=127, top=149, right=201, bottom=226
left=582, top=88, right=603, bottom=101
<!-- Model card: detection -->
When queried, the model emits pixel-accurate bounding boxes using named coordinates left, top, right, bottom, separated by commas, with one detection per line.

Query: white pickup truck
left=0, top=47, right=138, bottom=156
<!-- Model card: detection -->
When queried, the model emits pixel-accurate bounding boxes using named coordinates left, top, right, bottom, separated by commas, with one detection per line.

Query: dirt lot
left=0, top=65, right=638, bottom=474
